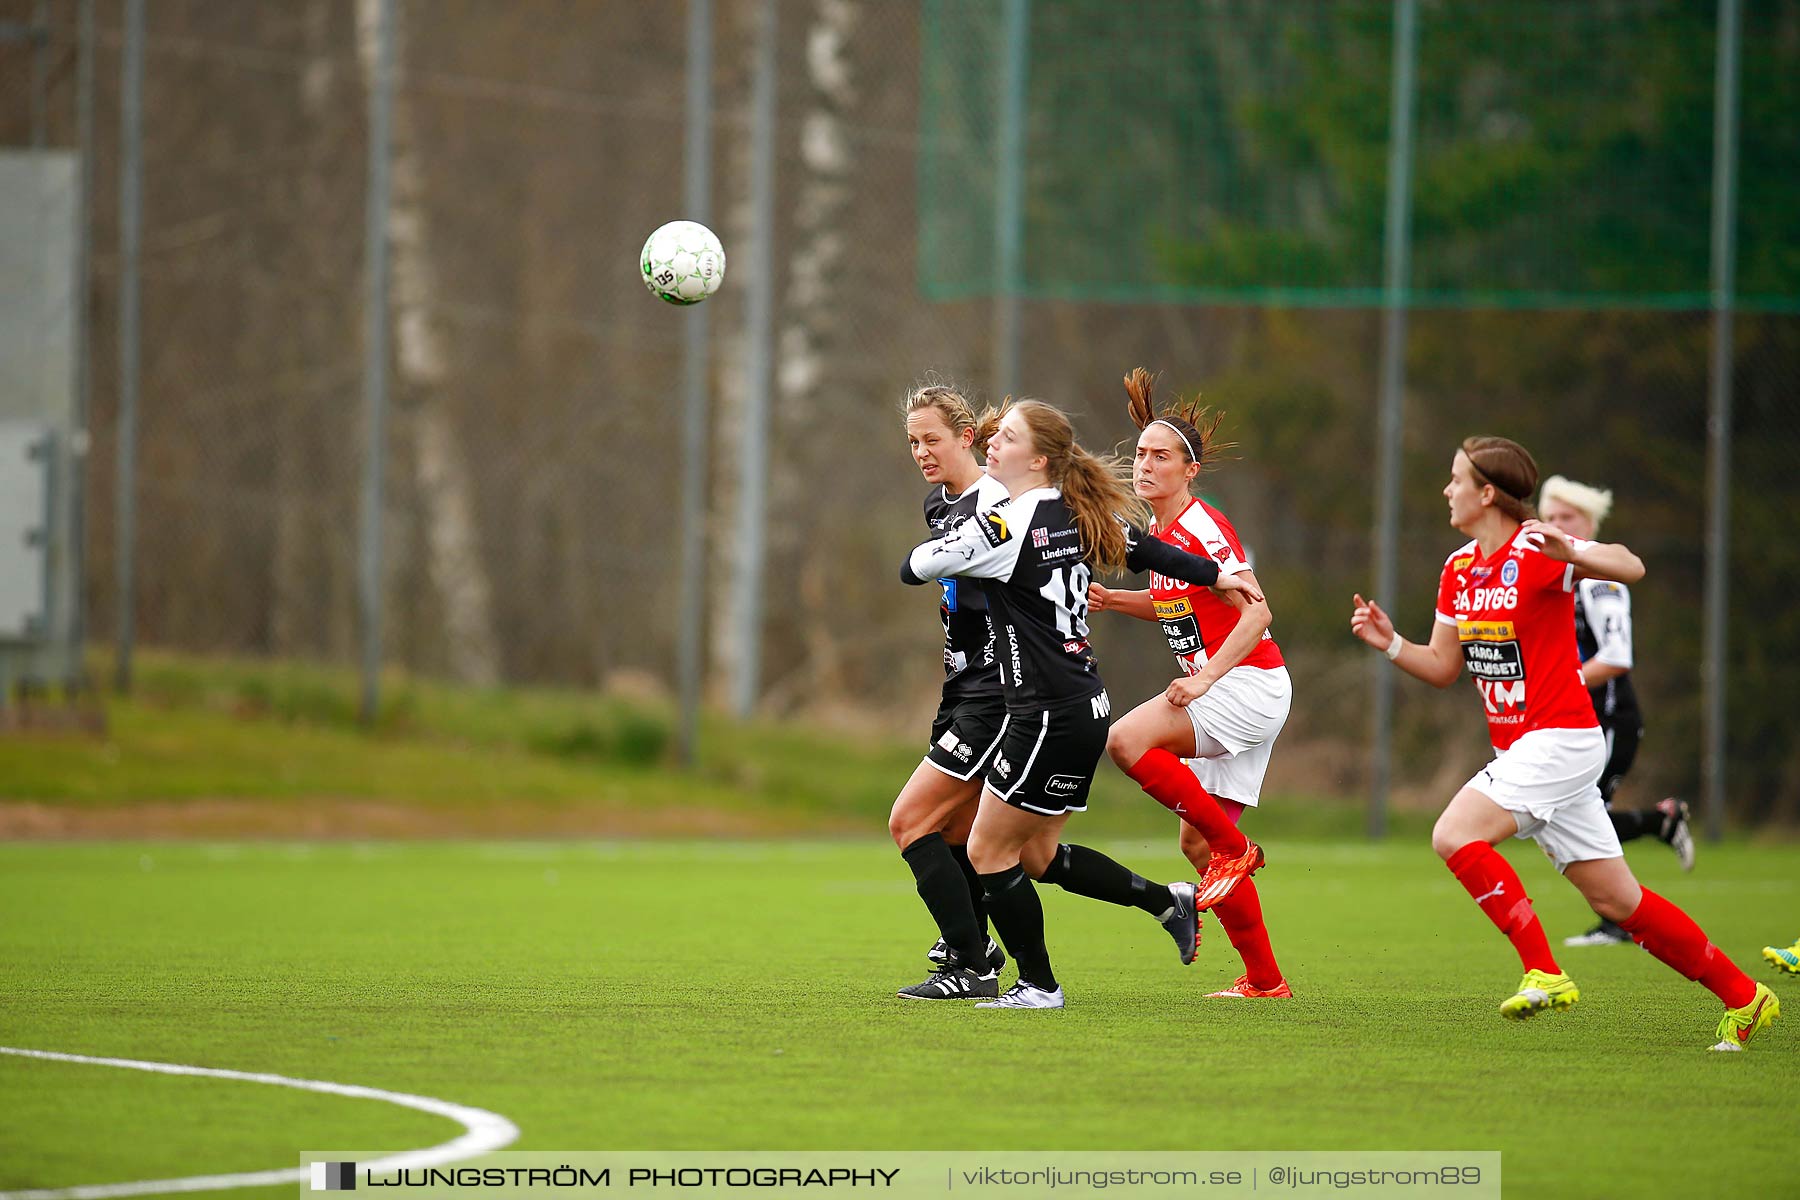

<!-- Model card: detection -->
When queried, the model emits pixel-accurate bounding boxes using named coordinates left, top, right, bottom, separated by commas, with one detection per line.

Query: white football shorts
left=1464, top=725, right=1623, bottom=871
left=1183, top=665, right=1292, bottom=808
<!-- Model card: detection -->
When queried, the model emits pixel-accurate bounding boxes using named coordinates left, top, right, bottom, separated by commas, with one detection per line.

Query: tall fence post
left=1701, top=0, right=1742, bottom=841
left=72, top=0, right=94, bottom=669
left=357, top=0, right=396, bottom=726
left=28, top=0, right=48, bottom=148
left=113, top=0, right=144, bottom=694
left=675, top=0, right=714, bottom=764
left=731, top=0, right=777, bottom=720
left=1368, top=0, right=1419, bottom=840
left=990, top=0, right=1029, bottom=401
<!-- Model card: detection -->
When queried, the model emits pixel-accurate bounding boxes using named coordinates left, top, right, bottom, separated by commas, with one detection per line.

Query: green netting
left=919, top=0, right=1800, bottom=311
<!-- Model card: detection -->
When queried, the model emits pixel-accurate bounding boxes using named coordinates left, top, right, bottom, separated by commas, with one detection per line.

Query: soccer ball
left=640, top=220, right=726, bottom=305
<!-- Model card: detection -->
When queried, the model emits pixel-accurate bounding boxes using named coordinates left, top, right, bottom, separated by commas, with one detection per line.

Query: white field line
left=0, top=1046, right=520, bottom=1200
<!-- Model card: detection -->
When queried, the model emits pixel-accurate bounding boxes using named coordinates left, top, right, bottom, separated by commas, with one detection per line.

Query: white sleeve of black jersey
left=974, top=472, right=1012, bottom=507
left=1121, top=522, right=1222, bottom=586
left=902, top=503, right=1029, bottom=585
left=1582, top=578, right=1634, bottom=669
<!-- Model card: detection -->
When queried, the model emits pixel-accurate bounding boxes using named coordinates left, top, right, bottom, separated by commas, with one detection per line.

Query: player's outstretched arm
left=901, top=510, right=1024, bottom=585
left=1087, top=583, right=1156, bottom=620
left=1121, top=526, right=1265, bottom=604
left=1519, top=519, right=1645, bottom=584
left=1351, top=593, right=1462, bottom=688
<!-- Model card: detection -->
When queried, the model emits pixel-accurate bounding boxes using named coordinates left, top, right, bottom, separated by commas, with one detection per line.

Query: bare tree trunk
left=356, top=0, right=499, bottom=684
left=767, top=0, right=859, bottom=706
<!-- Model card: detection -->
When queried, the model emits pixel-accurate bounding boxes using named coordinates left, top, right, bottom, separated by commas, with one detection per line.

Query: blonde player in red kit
left=1350, top=436, right=1777, bottom=1050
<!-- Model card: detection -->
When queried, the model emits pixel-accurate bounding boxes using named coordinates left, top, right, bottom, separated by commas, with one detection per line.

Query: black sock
left=1036, top=843, right=1172, bottom=918
left=980, top=865, right=1056, bottom=990
left=901, top=833, right=987, bottom=970
left=1609, top=808, right=1656, bottom=844
left=946, top=840, right=989, bottom=936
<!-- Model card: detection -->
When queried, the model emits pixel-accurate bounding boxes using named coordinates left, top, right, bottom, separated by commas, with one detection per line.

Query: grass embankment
left=0, top=651, right=1399, bottom=839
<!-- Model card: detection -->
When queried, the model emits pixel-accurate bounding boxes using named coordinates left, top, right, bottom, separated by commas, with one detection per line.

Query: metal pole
left=1701, top=0, right=1742, bottom=842
left=357, top=0, right=396, bottom=726
left=30, top=0, right=49, bottom=148
left=1367, top=0, right=1418, bottom=840
left=990, top=0, right=1029, bottom=399
left=113, top=0, right=144, bottom=694
left=71, top=0, right=94, bottom=670
left=732, top=0, right=777, bottom=719
left=675, top=0, right=713, bottom=764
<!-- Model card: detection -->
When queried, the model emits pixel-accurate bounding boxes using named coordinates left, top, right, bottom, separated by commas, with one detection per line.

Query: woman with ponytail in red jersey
left=1350, top=436, right=1777, bottom=1051
left=1089, top=369, right=1293, bottom=999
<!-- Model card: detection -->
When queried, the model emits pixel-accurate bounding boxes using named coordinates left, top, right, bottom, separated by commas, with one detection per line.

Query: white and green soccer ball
left=640, top=220, right=726, bottom=305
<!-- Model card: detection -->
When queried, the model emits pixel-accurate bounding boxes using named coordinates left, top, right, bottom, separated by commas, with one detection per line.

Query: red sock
left=1210, top=878, right=1282, bottom=990
left=1618, top=887, right=1757, bottom=1009
left=1124, top=749, right=1248, bottom=857
left=1445, top=841, right=1559, bottom=974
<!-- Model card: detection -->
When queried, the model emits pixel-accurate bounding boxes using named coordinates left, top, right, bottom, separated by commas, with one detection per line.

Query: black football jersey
left=1574, top=577, right=1640, bottom=727
left=922, top=474, right=1008, bottom=699
left=903, top=486, right=1222, bottom=712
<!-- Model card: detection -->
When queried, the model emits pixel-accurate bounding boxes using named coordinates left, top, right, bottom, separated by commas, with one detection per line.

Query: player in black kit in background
left=1538, top=475, right=1695, bottom=949
left=890, top=386, right=1014, bottom=1000
left=901, top=398, right=1262, bottom=1008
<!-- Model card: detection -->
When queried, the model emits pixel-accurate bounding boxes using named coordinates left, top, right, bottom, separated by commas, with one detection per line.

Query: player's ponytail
left=1124, top=367, right=1159, bottom=433
left=1121, top=366, right=1233, bottom=494
left=970, top=402, right=1003, bottom=461
left=1060, top=447, right=1145, bottom=574
left=1011, top=399, right=1146, bottom=575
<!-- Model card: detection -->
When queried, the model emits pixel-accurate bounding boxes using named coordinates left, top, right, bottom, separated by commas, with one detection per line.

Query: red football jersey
left=1434, top=531, right=1598, bottom=750
left=1148, top=497, right=1284, bottom=675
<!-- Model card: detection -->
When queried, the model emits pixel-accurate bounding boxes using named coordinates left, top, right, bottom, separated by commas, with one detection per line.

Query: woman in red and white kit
left=1090, top=369, right=1292, bottom=998
left=1350, top=436, right=1777, bottom=1050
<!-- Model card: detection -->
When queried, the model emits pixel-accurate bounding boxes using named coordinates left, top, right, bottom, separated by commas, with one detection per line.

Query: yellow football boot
left=1761, top=940, right=1800, bottom=976
left=1499, top=969, right=1580, bottom=1020
left=1709, top=981, right=1779, bottom=1052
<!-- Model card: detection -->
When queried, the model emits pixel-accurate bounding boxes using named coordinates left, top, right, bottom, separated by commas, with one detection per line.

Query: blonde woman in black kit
left=890, top=386, right=1013, bottom=1000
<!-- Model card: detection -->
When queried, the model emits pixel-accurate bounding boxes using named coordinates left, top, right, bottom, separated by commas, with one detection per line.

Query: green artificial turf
left=2, top=839, right=1794, bottom=1198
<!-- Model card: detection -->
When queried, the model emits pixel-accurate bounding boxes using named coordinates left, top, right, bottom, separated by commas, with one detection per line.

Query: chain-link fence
left=3, top=0, right=1796, bottom=824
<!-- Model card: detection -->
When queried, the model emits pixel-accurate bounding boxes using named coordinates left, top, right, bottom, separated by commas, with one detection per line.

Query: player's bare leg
left=890, top=763, right=981, bottom=850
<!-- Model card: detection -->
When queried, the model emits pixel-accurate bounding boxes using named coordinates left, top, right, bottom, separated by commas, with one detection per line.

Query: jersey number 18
left=1039, top=564, right=1092, bottom=639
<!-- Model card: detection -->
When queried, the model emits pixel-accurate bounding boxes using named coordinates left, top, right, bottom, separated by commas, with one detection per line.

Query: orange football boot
left=1195, top=839, right=1265, bottom=910
left=1205, top=974, right=1293, bottom=999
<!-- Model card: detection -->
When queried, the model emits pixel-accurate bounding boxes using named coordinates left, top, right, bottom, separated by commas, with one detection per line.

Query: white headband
left=1149, top=419, right=1196, bottom=461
